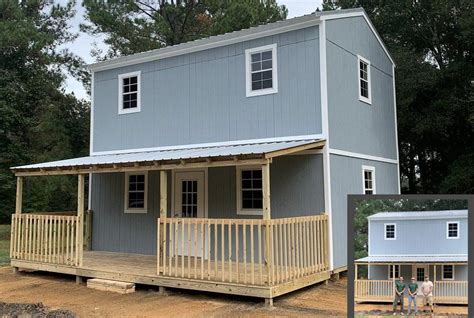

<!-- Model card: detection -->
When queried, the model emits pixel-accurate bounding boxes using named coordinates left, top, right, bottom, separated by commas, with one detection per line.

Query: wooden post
left=159, top=170, right=168, bottom=274
left=15, top=177, right=23, bottom=214
left=262, top=162, right=272, bottom=287
left=77, top=174, right=85, bottom=267
left=355, top=263, right=358, bottom=280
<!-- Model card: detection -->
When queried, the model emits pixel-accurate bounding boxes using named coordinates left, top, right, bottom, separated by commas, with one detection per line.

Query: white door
left=413, top=265, right=430, bottom=289
left=173, top=171, right=207, bottom=258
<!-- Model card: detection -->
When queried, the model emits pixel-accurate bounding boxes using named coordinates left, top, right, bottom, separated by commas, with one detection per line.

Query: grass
left=0, top=224, right=10, bottom=266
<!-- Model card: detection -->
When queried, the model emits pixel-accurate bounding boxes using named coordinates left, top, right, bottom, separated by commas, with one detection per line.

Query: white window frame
left=236, top=166, right=263, bottom=216
left=384, top=223, right=396, bottom=240
left=388, top=264, right=400, bottom=279
left=245, top=44, right=278, bottom=97
left=118, top=71, right=141, bottom=115
left=442, top=264, right=455, bottom=281
left=357, top=55, right=372, bottom=104
left=446, top=221, right=459, bottom=239
left=124, top=171, right=148, bottom=213
left=362, top=165, right=376, bottom=194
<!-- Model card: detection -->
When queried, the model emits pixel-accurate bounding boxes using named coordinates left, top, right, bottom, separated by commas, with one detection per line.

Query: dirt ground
left=355, top=302, right=468, bottom=317
left=0, top=266, right=347, bottom=317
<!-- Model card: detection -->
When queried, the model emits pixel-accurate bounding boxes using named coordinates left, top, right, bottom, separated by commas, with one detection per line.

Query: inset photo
left=352, top=198, right=468, bottom=317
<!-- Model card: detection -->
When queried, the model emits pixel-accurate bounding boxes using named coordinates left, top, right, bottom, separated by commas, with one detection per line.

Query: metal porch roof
left=355, top=255, right=468, bottom=264
left=12, top=138, right=324, bottom=174
left=368, top=210, right=468, bottom=221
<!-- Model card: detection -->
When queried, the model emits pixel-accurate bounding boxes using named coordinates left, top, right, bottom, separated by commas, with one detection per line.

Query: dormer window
left=446, top=221, right=459, bottom=239
left=118, top=71, right=141, bottom=114
left=245, top=44, right=278, bottom=97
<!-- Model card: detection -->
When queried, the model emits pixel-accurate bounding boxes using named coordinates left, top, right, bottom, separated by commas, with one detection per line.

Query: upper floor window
left=442, top=265, right=454, bottom=280
left=358, top=55, right=371, bottom=104
left=388, top=265, right=400, bottom=279
left=384, top=223, right=396, bottom=240
left=446, top=221, right=459, bottom=239
left=118, top=71, right=141, bottom=114
left=362, top=165, right=376, bottom=194
left=236, top=166, right=263, bottom=215
left=124, top=172, right=147, bottom=213
left=245, top=44, right=278, bottom=97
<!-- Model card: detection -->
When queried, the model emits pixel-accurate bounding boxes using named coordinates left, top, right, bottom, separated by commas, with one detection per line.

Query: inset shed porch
left=9, top=138, right=331, bottom=301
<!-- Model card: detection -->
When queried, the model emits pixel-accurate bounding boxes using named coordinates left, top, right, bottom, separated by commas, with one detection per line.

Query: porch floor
left=11, top=250, right=331, bottom=299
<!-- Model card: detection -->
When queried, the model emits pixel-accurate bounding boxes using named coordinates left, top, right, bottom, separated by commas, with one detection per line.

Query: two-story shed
left=355, top=210, right=468, bottom=305
left=10, top=8, right=399, bottom=303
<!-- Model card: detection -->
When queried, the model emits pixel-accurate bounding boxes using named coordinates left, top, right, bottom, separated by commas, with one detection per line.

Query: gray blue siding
left=91, top=155, right=325, bottom=254
left=369, top=264, right=468, bottom=282
left=330, top=154, right=399, bottom=269
left=369, top=218, right=468, bottom=256
left=326, top=17, right=397, bottom=160
left=93, top=27, right=322, bottom=153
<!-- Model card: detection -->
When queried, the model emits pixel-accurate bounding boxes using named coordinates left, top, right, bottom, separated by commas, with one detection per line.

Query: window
left=384, top=223, right=396, bottom=240
left=245, top=44, right=278, bottom=97
left=388, top=265, right=400, bottom=279
left=442, top=265, right=454, bottom=280
left=416, top=267, right=426, bottom=282
left=358, top=55, right=371, bottom=104
left=446, top=221, right=459, bottom=239
left=118, top=71, right=141, bottom=114
left=236, top=167, right=263, bottom=215
left=181, top=180, right=198, bottom=218
left=362, top=165, right=376, bottom=194
left=124, top=172, right=147, bottom=213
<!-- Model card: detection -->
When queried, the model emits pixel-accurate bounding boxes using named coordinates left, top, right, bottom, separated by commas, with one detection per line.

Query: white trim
left=368, top=219, right=371, bottom=255
left=87, top=172, right=92, bottom=210
left=171, top=168, right=208, bottom=219
left=357, top=55, right=372, bottom=105
left=91, top=134, right=324, bottom=156
left=446, top=221, right=460, bottom=239
left=124, top=171, right=148, bottom=213
left=90, top=71, right=95, bottom=154
left=329, top=148, right=398, bottom=164
left=362, top=165, right=376, bottom=194
left=392, top=65, right=401, bottom=193
left=320, top=10, right=395, bottom=65
left=236, top=166, right=263, bottom=216
left=388, top=264, right=400, bottom=279
left=384, top=223, right=396, bottom=240
left=441, top=264, right=455, bottom=280
left=118, top=71, right=141, bottom=115
left=245, top=44, right=278, bottom=97
left=319, top=19, right=333, bottom=271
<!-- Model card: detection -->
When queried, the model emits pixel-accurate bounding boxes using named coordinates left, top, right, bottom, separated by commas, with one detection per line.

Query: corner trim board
left=329, top=148, right=398, bottom=164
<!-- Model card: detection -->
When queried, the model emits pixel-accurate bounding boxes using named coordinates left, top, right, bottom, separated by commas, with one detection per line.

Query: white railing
left=355, top=280, right=393, bottom=301
left=434, top=281, right=468, bottom=304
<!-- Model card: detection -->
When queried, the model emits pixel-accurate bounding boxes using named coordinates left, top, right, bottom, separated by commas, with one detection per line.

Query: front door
left=413, top=265, right=429, bottom=288
left=173, top=170, right=207, bottom=258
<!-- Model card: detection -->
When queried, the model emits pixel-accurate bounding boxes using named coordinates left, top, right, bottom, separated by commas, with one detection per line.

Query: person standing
left=393, top=276, right=406, bottom=315
left=421, top=275, right=434, bottom=313
left=407, top=277, right=418, bottom=315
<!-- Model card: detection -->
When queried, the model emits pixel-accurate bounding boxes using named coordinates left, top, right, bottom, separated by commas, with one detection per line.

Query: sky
left=63, top=0, right=323, bottom=100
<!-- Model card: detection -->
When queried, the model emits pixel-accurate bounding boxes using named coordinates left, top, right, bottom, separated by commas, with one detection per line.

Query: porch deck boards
left=12, top=250, right=331, bottom=299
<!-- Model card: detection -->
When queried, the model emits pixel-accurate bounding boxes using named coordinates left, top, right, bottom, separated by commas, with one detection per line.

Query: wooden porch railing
left=355, top=280, right=393, bottom=301
left=434, top=281, right=468, bottom=304
left=157, top=215, right=329, bottom=286
left=9, top=212, right=90, bottom=266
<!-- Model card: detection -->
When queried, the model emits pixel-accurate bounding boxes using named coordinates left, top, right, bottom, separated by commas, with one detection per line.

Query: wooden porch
left=10, top=214, right=330, bottom=299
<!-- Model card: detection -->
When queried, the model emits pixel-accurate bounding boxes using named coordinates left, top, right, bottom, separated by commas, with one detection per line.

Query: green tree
left=81, top=0, right=288, bottom=59
left=0, top=0, right=89, bottom=222
left=323, top=0, right=474, bottom=194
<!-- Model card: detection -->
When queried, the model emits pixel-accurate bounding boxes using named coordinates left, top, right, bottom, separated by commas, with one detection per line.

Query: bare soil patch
left=0, top=267, right=347, bottom=317
left=355, top=303, right=467, bottom=317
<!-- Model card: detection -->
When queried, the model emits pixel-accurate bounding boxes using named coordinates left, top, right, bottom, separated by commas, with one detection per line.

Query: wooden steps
left=87, top=278, right=135, bottom=294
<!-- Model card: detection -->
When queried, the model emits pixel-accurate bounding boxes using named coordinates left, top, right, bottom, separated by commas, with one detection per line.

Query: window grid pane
left=128, top=174, right=145, bottom=209
left=181, top=180, right=198, bottom=218
left=241, top=169, right=263, bottom=210
left=364, top=169, right=374, bottom=194
left=448, top=223, right=458, bottom=237
left=250, top=50, right=273, bottom=92
left=359, top=60, right=369, bottom=98
left=385, top=225, right=395, bottom=239
left=443, top=265, right=453, bottom=279
left=122, top=76, right=138, bottom=110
